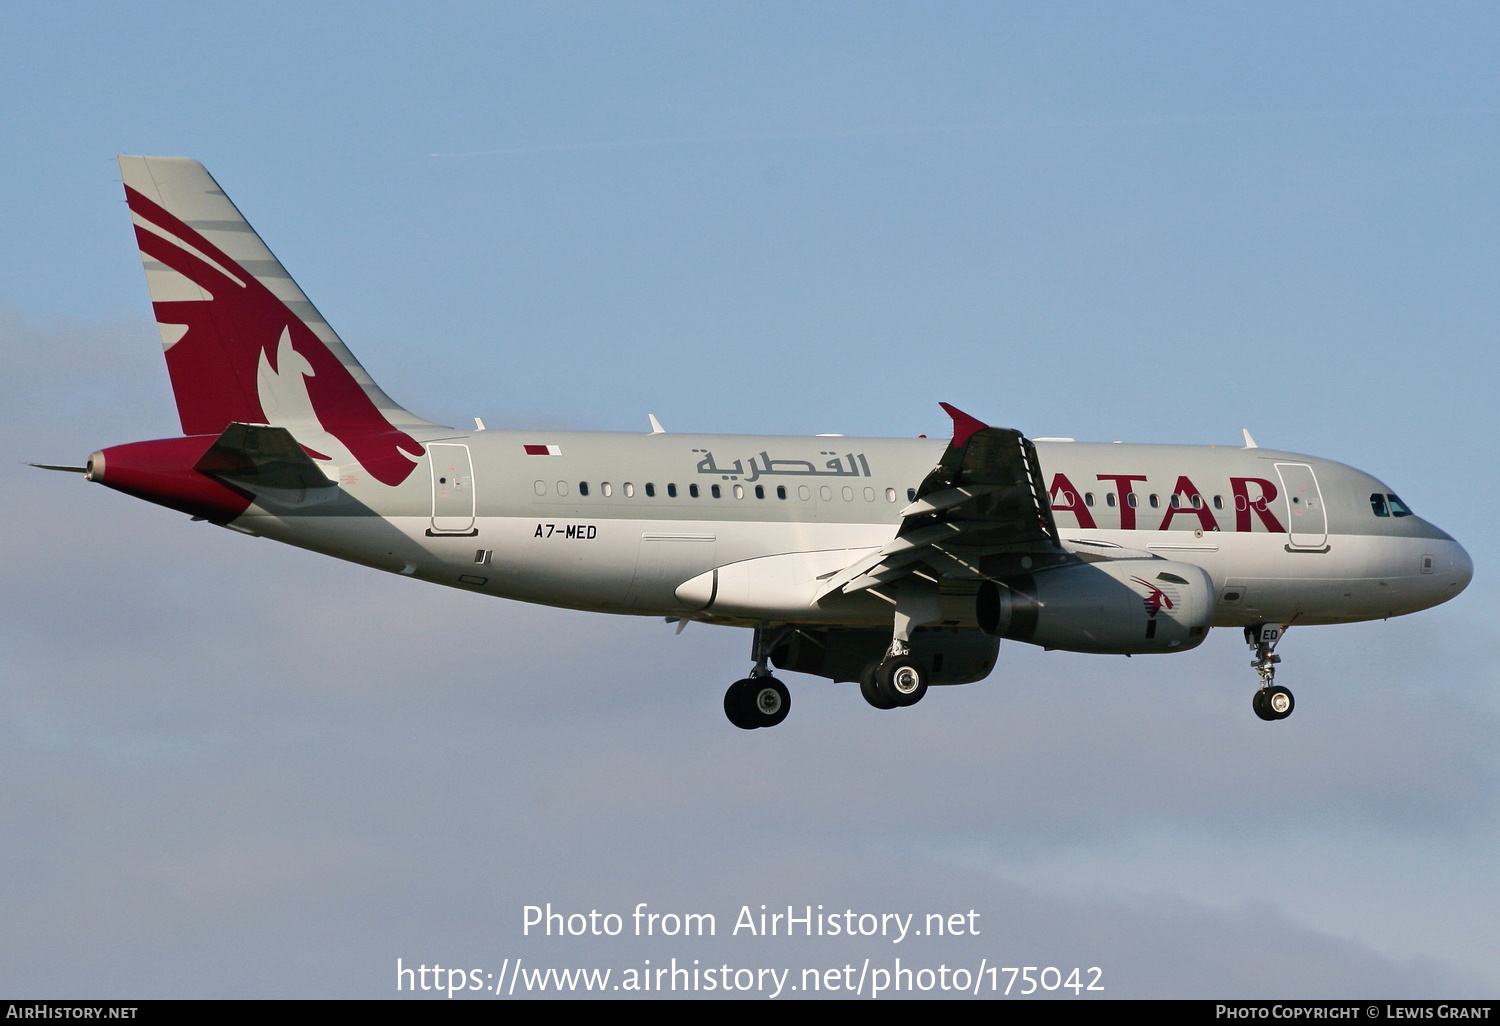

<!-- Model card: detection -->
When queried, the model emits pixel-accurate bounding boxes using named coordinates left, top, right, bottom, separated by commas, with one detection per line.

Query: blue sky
left=2, top=2, right=1497, bottom=998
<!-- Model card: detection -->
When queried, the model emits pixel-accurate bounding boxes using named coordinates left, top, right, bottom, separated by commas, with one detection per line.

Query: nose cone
left=1448, top=538, right=1474, bottom=598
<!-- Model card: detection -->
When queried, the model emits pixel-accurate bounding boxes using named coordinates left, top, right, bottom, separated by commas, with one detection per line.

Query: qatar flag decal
left=523, top=444, right=562, bottom=456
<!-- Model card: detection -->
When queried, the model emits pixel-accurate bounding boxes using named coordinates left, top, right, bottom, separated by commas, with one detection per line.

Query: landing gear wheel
left=1264, top=685, right=1294, bottom=720
left=876, top=655, right=928, bottom=708
left=724, top=677, right=790, bottom=729
left=1253, top=685, right=1294, bottom=721
left=859, top=661, right=896, bottom=710
left=748, top=676, right=790, bottom=727
left=725, top=679, right=758, bottom=729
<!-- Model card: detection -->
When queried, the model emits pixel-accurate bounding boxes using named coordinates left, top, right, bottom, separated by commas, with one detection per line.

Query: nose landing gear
left=1247, top=623, right=1294, bottom=721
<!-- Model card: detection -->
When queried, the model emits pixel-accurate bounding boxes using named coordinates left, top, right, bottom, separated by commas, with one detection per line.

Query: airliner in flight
left=47, top=156, right=1472, bottom=729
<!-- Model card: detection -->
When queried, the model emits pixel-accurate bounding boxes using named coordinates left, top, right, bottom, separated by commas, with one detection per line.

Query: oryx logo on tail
left=121, top=157, right=426, bottom=486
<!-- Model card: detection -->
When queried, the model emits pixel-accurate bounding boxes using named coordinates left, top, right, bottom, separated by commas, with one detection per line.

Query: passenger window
left=864, top=487, right=875, bottom=502
left=623, top=482, right=634, bottom=497
left=1370, top=493, right=1388, bottom=517
left=534, top=480, right=546, bottom=496
left=1213, top=495, right=1223, bottom=510
left=1106, top=493, right=1117, bottom=508
left=689, top=484, right=699, bottom=498
left=602, top=482, right=613, bottom=497
left=1148, top=494, right=1160, bottom=509
left=1169, top=494, right=1180, bottom=509
left=667, top=483, right=677, bottom=498
left=907, top=488, right=917, bottom=502
left=578, top=482, right=589, bottom=496
left=778, top=486, right=788, bottom=500
left=711, top=484, right=722, bottom=499
left=733, top=484, right=744, bottom=499
left=1387, top=494, right=1412, bottom=517
left=1126, top=493, right=1137, bottom=509
left=820, top=485, right=833, bottom=502
left=556, top=481, right=569, bottom=497
left=842, top=486, right=854, bottom=502
left=755, top=485, right=765, bottom=499
left=645, top=483, right=656, bottom=497
left=798, top=485, right=810, bottom=501
left=1085, top=492, right=1095, bottom=506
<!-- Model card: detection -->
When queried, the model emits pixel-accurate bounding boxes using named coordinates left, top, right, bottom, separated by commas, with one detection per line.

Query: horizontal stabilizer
left=194, top=423, right=337, bottom=505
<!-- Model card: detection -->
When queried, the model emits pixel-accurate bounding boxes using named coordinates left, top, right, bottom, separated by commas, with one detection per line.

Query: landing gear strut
left=723, top=625, right=792, bottom=730
left=1246, top=623, right=1294, bottom=721
left=860, top=584, right=937, bottom=712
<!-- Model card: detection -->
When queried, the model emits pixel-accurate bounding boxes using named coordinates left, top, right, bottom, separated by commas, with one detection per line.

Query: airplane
left=41, top=156, right=1473, bottom=729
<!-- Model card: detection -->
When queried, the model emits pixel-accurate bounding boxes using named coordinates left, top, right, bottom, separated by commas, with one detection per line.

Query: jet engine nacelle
left=770, top=627, right=1000, bottom=685
left=976, top=559, right=1214, bottom=654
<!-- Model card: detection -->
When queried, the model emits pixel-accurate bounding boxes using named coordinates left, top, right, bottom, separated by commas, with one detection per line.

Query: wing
left=815, top=403, right=1067, bottom=600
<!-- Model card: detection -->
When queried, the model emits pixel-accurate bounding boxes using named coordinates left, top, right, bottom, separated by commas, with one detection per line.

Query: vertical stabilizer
left=118, top=156, right=433, bottom=485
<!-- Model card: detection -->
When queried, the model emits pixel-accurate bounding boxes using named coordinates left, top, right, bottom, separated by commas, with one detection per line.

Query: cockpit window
left=1372, top=493, right=1413, bottom=517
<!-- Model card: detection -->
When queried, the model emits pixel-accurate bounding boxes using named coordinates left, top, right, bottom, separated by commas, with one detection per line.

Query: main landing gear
left=719, top=610, right=937, bottom=728
left=860, top=582, right=937, bottom=713
left=723, top=626, right=791, bottom=730
left=859, top=651, right=929, bottom=711
left=1246, top=623, right=1294, bottom=721
left=724, top=676, right=790, bottom=730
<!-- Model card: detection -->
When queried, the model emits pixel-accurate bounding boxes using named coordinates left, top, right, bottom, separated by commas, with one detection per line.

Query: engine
left=976, top=559, right=1214, bottom=654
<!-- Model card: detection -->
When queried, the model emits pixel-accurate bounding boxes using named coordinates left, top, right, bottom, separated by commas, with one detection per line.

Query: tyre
left=1265, top=685, right=1294, bottom=720
left=876, top=656, right=928, bottom=708
left=724, top=678, right=759, bottom=729
left=860, top=661, right=896, bottom=710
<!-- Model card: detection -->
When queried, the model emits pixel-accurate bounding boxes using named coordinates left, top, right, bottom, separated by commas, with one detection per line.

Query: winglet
left=1241, top=428, right=1258, bottom=449
left=939, top=403, right=989, bottom=449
